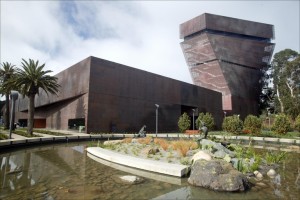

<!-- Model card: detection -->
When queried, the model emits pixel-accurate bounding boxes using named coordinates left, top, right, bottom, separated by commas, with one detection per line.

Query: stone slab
left=53, top=136, right=68, bottom=141
left=87, top=147, right=190, bottom=177
left=41, top=137, right=54, bottom=142
left=11, top=139, right=26, bottom=144
left=0, top=140, right=11, bottom=146
left=66, top=136, right=80, bottom=140
left=26, top=138, right=42, bottom=143
left=213, top=135, right=224, bottom=139
left=78, top=135, right=91, bottom=139
left=279, top=138, right=295, bottom=144
left=237, top=136, right=250, bottom=140
left=264, top=137, right=279, bottom=142
left=251, top=137, right=264, bottom=141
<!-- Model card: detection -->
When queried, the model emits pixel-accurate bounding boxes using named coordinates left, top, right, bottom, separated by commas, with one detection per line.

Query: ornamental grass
left=122, top=138, right=133, bottom=143
left=171, top=139, right=198, bottom=157
left=154, top=138, right=169, bottom=151
left=137, top=137, right=152, bottom=145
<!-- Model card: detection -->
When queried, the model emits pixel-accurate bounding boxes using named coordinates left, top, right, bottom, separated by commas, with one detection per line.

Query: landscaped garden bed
left=89, top=136, right=296, bottom=192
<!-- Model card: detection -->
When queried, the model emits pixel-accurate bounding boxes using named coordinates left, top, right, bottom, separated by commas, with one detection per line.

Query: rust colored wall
left=15, top=58, right=90, bottom=131
left=87, top=57, right=222, bottom=133
left=15, top=56, right=223, bottom=133
left=180, top=13, right=274, bottom=39
left=180, top=13, right=275, bottom=117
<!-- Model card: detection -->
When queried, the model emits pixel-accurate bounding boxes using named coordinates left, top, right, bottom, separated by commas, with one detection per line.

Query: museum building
left=13, top=13, right=275, bottom=133
left=180, top=13, right=275, bottom=118
left=14, top=56, right=223, bottom=133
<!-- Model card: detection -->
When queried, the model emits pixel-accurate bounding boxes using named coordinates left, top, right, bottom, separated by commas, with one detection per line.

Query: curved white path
left=87, top=147, right=190, bottom=177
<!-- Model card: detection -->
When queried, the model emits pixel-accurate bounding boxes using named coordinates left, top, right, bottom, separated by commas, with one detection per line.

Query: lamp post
left=192, top=109, right=195, bottom=130
left=155, top=104, right=159, bottom=134
left=9, top=91, right=19, bottom=139
left=267, top=108, right=271, bottom=130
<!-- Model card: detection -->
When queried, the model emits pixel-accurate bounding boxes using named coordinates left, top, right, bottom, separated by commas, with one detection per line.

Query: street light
left=155, top=104, right=159, bottom=134
left=9, top=91, right=19, bottom=139
left=267, top=108, right=271, bottom=130
left=192, top=109, right=195, bottom=130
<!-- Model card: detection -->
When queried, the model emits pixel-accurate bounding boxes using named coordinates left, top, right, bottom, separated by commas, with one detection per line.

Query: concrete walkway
left=1, top=129, right=300, bottom=149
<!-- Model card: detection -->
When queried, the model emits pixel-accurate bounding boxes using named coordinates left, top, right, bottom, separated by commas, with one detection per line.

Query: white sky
left=1, top=0, right=299, bottom=85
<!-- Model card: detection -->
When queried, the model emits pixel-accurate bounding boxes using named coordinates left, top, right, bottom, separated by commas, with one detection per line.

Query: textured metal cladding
left=205, top=13, right=274, bottom=39
left=207, top=34, right=275, bottom=68
left=180, top=13, right=275, bottom=117
left=180, top=13, right=207, bottom=39
left=180, top=13, right=274, bottom=39
left=180, top=33, right=216, bottom=66
left=87, top=57, right=222, bottom=132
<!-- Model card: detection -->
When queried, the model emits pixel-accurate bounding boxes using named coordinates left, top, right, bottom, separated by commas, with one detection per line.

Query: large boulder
left=188, top=160, right=251, bottom=192
left=191, top=150, right=212, bottom=163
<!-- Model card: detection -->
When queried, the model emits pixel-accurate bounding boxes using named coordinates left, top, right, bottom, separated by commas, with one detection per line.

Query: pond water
left=0, top=141, right=299, bottom=199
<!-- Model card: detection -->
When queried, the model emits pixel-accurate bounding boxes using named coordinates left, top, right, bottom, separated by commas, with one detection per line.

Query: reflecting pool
left=0, top=142, right=299, bottom=199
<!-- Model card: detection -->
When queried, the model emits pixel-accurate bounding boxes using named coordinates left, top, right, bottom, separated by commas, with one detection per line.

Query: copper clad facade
left=15, top=56, right=222, bottom=133
left=180, top=13, right=275, bottom=117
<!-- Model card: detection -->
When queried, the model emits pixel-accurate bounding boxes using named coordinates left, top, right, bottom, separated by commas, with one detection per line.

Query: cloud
left=1, top=0, right=299, bottom=87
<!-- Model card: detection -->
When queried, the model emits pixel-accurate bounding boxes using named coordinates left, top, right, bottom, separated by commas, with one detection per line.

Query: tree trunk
left=4, top=93, right=9, bottom=129
left=27, top=94, right=35, bottom=135
left=276, top=87, right=284, bottom=113
left=286, top=81, right=295, bottom=98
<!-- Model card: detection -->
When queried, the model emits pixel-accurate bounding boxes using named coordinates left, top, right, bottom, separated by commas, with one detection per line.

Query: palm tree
left=0, top=62, right=16, bottom=129
left=13, top=59, right=60, bottom=135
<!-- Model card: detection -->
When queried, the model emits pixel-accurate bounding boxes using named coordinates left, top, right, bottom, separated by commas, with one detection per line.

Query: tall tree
left=270, top=49, right=300, bottom=119
left=259, top=63, right=274, bottom=114
left=0, top=62, right=16, bottom=129
left=13, top=59, right=60, bottom=135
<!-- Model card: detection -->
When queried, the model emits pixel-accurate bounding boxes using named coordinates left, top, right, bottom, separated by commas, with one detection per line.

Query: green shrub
left=196, top=112, right=215, bottom=131
left=243, top=115, right=262, bottom=136
left=0, top=133, right=9, bottom=140
left=222, top=115, right=243, bottom=135
left=295, top=114, right=300, bottom=132
left=265, top=151, right=287, bottom=165
left=178, top=112, right=191, bottom=133
left=271, top=114, right=291, bottom=134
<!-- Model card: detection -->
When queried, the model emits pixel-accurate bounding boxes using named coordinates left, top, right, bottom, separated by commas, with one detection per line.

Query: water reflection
left=0, top=145, right=87, bottom=199
left=0, top=142, right=299, bottom=200
left=1, top=152, right=32, bottom=191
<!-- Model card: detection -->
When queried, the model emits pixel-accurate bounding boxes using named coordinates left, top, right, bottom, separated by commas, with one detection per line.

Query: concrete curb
left=0, top=133, right=299, bottom=149
left=87, top=147, right=190, bottom=177
left=87, top=152, right=183, bottom=185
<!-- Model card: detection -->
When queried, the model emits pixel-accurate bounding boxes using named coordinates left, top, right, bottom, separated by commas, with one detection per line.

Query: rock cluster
left=188, top=159, right=251, bottom=192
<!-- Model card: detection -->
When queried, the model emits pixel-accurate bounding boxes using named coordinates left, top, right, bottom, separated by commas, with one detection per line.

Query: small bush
left=243, top=115, right=262, bottom=136
left=222, top=115, right=243, bottom=135
left=0, top=133, right=9, bottom=140
left=265, top=151, right=287, bottom=165
left=271, top=114, right=291, bottom=134
left=294, top=114, right=300, bottom=132
left=196, top=112, right=215, bottom=131
left=178, top=113, right=191, bottom=133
